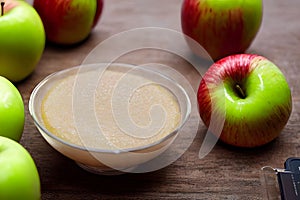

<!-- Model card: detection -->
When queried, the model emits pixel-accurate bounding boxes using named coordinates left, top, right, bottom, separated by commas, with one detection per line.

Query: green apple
left=0, top=0, right=45, bottom=82
left=197, top=54, right=292, bottom=147
left=33, top=0, right=103, bottom=45
left=0, top=76, right=24, bottom=141
left=181, top=0, right=263, bottom=61
left=0, top=136, right=40, bottom=200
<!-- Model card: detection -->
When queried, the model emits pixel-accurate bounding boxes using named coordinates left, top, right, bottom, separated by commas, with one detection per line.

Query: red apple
left=92, top=0, right=103, bottom=28
left=197, top=54, right=292, bottom=147
left=33, top=0, right=103, bottom=45
left=181, top=0, right=263, bottom=61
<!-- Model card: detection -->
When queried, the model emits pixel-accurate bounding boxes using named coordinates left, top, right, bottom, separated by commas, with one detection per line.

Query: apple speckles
left=220, top=102, right=291, bottom=148
left=249, top=56, right=266, bottom=70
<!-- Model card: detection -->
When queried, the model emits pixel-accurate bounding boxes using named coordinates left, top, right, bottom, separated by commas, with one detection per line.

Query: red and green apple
left=197, top=54, right=292, bottom=147
left=0, top=76, right=24, bottom=141
left=0, top=136, right=40, bottom=200
left=33, top=0, right=104, bottom=45
left=0, top=0, right=45, bottom=82
left=181, top=0, right=263, bottom=61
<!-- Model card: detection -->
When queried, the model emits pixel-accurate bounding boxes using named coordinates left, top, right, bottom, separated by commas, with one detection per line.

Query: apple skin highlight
left=198, top=54, right=292, bottom=147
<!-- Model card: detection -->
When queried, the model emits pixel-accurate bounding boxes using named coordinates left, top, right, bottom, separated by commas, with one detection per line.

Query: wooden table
left=17, top=0, right=300, bottom=199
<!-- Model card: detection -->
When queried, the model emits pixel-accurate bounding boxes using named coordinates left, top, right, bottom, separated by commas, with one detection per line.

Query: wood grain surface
left=16, top=0, right=300, bottom=199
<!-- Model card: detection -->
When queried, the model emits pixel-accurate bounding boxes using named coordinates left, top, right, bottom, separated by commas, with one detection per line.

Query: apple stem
left=1, top=2, right=4, bottom=16
left=235, top=84, right=246, bottom=99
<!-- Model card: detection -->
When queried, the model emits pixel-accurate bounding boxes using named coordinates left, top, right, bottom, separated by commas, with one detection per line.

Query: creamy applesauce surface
left=41, top=67, right=181, bottom=150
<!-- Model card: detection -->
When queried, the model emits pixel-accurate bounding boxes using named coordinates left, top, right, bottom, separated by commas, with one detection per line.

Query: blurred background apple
left=33, top=0, right=104, bottom=45
left=181, top=0, right=263, bottom=61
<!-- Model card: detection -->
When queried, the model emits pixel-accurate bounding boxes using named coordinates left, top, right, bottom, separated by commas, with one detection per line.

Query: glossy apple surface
left=181, top=0, right=263, bottom=61
left=197, top=54, right=292, bottom=147
left=0, top=0, right=45, bottom=82
left=0, top=136, right=40, bottom=200
left=0, top=76, right=24, bottom=141
left=33, top=0, right=103, bottom=45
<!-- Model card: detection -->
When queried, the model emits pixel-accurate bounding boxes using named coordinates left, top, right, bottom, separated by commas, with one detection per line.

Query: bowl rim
left=29, top=63, right=192, bottom=154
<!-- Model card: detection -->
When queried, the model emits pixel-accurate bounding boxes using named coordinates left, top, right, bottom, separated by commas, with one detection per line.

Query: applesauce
left=41, top=67, right=181, bottom=150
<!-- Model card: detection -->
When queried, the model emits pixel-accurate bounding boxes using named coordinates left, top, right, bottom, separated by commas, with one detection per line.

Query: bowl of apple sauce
left=29, top=63, right=191, bottom=175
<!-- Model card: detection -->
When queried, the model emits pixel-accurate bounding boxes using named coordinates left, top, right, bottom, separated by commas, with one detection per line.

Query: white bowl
left=29, top=63, right=191, bottom=175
